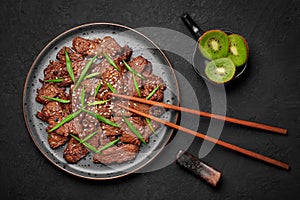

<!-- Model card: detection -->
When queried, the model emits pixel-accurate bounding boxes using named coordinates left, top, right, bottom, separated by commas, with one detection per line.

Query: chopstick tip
left=283, top=129, right=288, bottom=135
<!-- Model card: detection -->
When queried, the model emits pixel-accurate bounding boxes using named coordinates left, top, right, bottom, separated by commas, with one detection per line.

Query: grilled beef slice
left=94, top=36, right=124, bottom=58
left=120, top=116, right=146, bottom=145
left=141, top=74, right=166, bottom=101
left=36, top=83, right=64, bottom=104
left=36, top=101, right=65, bottom=122
left=96, top=101, right=113, bottom=119
left=56, top=46, right=83, bottom=63
left=63, top=137, right=89, bottom=163
left=48, top=132, right=69, bottom=149
left=128, top=56, right=152, bottom=76
left=43, top=60, right=73, bottom=87
left=72, top=36, right=101, bottom=56
left=101, top=121, right=122, bottom=137
left=37, top=101, right=80, bottom=136
left=72, top=36, right=129, bottom=59
left=93, top=144, right=139, bottom=164
left=90, top=45, right=132, bottom=75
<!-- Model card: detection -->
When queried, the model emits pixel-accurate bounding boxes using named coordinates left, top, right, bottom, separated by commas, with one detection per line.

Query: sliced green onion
left=123, top=60, right=145, bottom=80
left=71, top=134, right=119, bottom=154
left=49, top=109, right=82, bottom=132
left=65, top=49, right=75, bottom=83
left=144, top=85, right=160, bottom=134
left=144, top=85, right=161, bottom=135
left=96, top=138, right=120, bottom=154
left=145, top=118, right=156, bottom=135
left=70, top=134, right=98, bottom=153
left=81, top=85, right=85, bottom=108
left=94, top=82, right=102, bottom=97
left=146, top=85, right=160, bottom=100
left=106, top=82, right=116, bottom=93
left=73, top=54, right=98, bottom=91
left=80, top=130, right=99, bottom=144
left=45, top=78, right=64, bottom=83
left=103, top=53, right=119, bottom=70
left=88, top=99, right=110, bottom=106
left=85, top=72, right=100, bottom=79
left=83, top=108, right=119, bottom=128
left=123, top=116, right=146, bottom=144
left=132, top=75, right=141, bottom=97
left=42, top=96, right=70, bottom=103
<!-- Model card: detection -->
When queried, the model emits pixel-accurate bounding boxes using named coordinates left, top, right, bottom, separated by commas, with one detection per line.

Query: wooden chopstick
left=111, top=93, right=287, bottom=135
left=117, top=104, right=290, bottom=170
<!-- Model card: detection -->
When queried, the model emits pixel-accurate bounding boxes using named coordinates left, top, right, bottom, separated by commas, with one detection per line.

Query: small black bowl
left=181, top=13, right=247, bottom=85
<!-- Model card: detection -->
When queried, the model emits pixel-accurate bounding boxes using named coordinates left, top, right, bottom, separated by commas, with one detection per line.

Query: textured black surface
left=1, top=0, right=300, bottom=199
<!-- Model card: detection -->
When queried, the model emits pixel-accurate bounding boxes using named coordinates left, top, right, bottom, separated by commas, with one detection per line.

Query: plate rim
left=22, top=22, right=180, bottom=180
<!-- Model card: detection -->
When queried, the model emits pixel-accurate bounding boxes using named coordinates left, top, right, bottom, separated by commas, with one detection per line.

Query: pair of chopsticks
left=111, top=93, right=290, bottom=170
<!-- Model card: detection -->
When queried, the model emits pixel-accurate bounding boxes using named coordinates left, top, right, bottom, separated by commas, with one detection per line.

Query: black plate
left=23, top=23, right=179, bottom=180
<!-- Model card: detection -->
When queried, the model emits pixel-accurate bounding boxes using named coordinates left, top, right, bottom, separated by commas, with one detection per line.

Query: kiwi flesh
left=228, top=34, right=249, bottom=67
left=205, top=58, right=236, bottom=84
left=199, top=30, right=229, bottom=60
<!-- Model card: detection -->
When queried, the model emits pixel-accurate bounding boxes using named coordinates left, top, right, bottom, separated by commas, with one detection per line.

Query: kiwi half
left=205, top=58, right=236, bottom=84
left=228, top=34, right=249, bottom=67
left=199, top=30, right=229, bottom=60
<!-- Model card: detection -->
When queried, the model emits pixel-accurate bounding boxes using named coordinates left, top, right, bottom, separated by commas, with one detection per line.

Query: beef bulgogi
left=36, top=36, right=166, bottom=165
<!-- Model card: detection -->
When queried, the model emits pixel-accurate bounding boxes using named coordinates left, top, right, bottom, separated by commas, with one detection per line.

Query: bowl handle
left=181, top=13, right=204, bottom=40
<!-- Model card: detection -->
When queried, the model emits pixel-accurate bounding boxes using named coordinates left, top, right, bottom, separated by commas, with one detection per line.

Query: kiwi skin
left=199, top=30, right=229, bottom=60
left=228, top=34, right=249, bottom=67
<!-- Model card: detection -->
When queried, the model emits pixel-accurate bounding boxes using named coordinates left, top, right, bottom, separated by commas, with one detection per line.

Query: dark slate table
left=1, top=0, right=299, bottom=199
